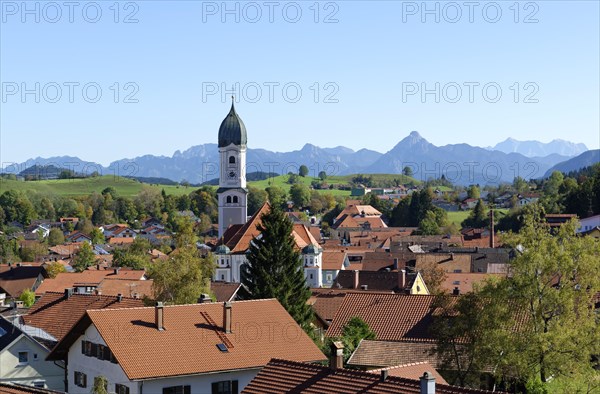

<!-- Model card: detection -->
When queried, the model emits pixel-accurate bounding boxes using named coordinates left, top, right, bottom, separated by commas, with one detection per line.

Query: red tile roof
left=23, top=292, right=144, bottom=343
left=49, top=299, right=326, bottom=380
left=35, top=269, right=145, bottom=295
left=0, top=265, right=46, bottom=297
left=327, top=293, right=436, bottom=341
left=441, top=273, right=504, bottom=294
left=210, top=281, right=241, bottom=302
left=95, top=278, right=153, bottom=299
left=347, top=339, right=440, bottom=368
left=369, top=362, right=448, bottom=384
left=321, top=251, right=346, bottom=270
left=242, top=358, right=501, bottom=394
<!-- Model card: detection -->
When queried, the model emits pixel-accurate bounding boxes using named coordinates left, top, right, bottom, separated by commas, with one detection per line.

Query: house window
left=229, top=156, right=236, bottom=164
left=221, top=274, right=225, bottom=281
left=233, top=196, right=238, bottom=204
left=309, top=273, right=314, bottom=279
left=18, top=351, right=28, bottom=364
left=226, top=196, right=232, bottom=204
left=33, top=381, right=45, bottom=389
left=326, top=274, right=333, bottom=281
left=74, top=371, right=87, bottom=388
left=212, top=380, right=239, bottom=394
left=163, top=386, right=191, bottom=394
left=116, top=384, right=130, bottom=394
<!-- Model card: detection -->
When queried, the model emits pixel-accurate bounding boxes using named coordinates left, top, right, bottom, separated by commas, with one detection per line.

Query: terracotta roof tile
left=35, top=269, right=145, bottom=295
left=327, top=293, right=435, bottom=341
left=95, top=278, right=153, bottom=298
left=321, top=251, right=346, bottom=271
left=0, top=265, right=46, bottom=297
left=68, top=299, right=325, bottom=380
left=210, top=282, right=241, bottom=302
left=23, top=292, right=144, bottom=343
left=242, top=358, right=501, bottom=394
left=369, top=361, right=448, bottom=384
left=348, top=339, right=440, bottom=368
left=441, top=273, right=504, bottom=294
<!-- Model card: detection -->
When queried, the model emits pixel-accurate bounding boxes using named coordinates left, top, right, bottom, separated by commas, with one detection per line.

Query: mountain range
left=5, top=135, right=595, bottom=186
left=488, top=138, right=588, bottom=157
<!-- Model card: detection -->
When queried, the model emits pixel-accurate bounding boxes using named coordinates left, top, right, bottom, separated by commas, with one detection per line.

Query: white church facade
left=213, top=101, right=344, bottom=287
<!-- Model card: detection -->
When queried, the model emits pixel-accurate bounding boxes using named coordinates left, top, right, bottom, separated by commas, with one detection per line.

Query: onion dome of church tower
left=218, top=98, right=247, bottom=148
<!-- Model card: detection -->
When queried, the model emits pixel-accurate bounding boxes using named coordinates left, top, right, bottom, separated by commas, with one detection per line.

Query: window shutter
left=184, top=386, right=191, bottom=394
left=81, top=341, right=86, bottom=354
left=211, top=383, right=219, bottom=394
left=83, top=373, right=87, bottom=388
left=232, top=380, right=238, bottom=394
left=91, top=343, right=98, bottom=357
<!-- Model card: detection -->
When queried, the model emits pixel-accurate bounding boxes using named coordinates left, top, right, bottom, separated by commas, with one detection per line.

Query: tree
left=449, top=209, right=600, bottom=388
left=248, top=187, right=267, bottom=216
left=431, top=289, right=511, bottom=387
left=150, top=218, right=215, bottom=304
left=299, top=165, right=309, bottom=177
left=238, top=205, right=313, bottom=329
left=461, top=199, right=487, bottom=228
left=494, top=212, right=600, bottom=385
left=318, top=171, right=327, bottom=181
left=19, top=289, right=36, bottom=307
left=72, top=242, right=96, bottom=272
left=89, top=228, right=105, bottom=245
left=402, top=166, right=414, bottom=177
left=467, top=185, right=481, bottom=199
left=92, top=376, right=108, bottom=394
left=47, top=228, right=65, bottom=246
left=513, top=176, right=528, bottom=194
left=418, top=260, right=447, bottom=295
left=287, top=173, right=300, bottom=184
left=113, top=238, right=152, bottom=270
left=45, top=261, right=66, bottom=278
left=266, top=186, right=287, bottom=209
left=289, top=184, right=311, bottom=209
left=338, top=317, right=375, bottom=360
left=419, top=210, right=441, bottom=235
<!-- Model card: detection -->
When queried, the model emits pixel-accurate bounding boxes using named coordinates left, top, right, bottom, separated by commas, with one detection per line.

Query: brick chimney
left=64, top=288, right=73, bottom=299
left=117, top=293, right=123, bottom=302
left=398, top=269, right=406, bottom=291
left=223, top=302, right=232, bottom=334
left=420, top=372, right=436, bottom=394
left=155, top=302, right=164, bottom=331
left=329, top=341, right=344, bottom=369
left=353, top=270, right=360, bottom=289
left=380, top=369, right=389, bottom=382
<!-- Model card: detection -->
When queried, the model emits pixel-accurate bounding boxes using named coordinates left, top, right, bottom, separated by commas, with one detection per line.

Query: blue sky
left=1, top=0, right=599, bottom=165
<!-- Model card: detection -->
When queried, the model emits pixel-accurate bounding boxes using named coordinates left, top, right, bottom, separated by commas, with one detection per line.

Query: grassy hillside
left=0, top=176, right=191, bottom=197
left=0, top=173, right=420, bottom=199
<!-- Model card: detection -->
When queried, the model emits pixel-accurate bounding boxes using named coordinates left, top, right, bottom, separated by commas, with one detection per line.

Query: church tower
left=217, top=98, right=248, bottom=237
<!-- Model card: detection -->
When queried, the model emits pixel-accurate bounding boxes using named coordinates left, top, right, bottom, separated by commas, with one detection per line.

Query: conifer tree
left=238, top=205, right=313, bottom=329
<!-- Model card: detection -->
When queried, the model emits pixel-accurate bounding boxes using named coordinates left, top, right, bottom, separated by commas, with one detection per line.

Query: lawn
left=0, top=176, right=192, bottom=197
left=447, top=208, right=509, bottom=227
left=0, top=173, right=420, bottom=200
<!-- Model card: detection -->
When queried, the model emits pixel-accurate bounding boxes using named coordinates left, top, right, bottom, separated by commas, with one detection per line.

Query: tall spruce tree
left=238, top=205, right=313, bottom=329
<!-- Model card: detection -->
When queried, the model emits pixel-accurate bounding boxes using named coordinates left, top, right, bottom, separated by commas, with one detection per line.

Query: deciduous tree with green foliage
left=45, top=261, right=66, bottom=278
left=290, top=183, right=311, bottom=209
left=72, top=242, right=96, bottom=272
left=19, top=289, right=36, bottom=307
left=150, top=218, right=215, bottom=304
left=299, top=165, right=309, bottom=177
left=238, top=205, right=313, bottom=329
left=47, top=228, right=65, bottom=246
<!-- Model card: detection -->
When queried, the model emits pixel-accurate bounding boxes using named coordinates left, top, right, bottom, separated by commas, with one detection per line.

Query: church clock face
left=228, top=170, right=237, bottom=179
